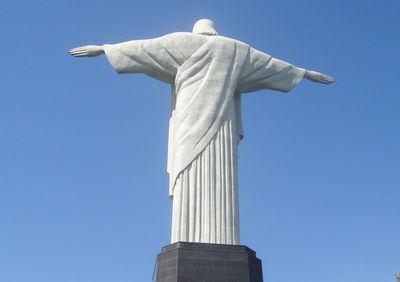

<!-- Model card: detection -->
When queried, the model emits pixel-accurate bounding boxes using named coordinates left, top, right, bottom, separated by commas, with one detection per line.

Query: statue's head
left=192, top=19, right=218, bottom=36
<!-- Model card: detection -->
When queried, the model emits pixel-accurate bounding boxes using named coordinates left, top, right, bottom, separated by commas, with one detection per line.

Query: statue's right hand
left=68, top=45, right=104, bottom=57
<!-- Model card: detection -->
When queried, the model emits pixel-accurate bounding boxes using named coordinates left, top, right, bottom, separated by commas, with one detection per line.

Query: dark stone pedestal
left=154, top=242, right=263, bottom=282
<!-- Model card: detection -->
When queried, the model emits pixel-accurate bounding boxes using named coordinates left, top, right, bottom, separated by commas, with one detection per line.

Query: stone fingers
left=69, top=51, right=88, bottom=57
left=69, top=47, right=89, bottom=57
left=320, top=74, right=335, bottom=84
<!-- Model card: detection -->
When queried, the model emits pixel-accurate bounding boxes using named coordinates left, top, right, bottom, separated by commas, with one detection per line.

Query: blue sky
left=1, top=0, right=399, bottom=281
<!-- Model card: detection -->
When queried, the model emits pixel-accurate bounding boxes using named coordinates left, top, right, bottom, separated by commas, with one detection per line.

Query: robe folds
left=103, top=32, right=305, bottom=244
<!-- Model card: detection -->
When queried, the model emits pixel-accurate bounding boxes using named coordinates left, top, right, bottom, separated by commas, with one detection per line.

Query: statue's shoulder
left=162, top=33, right=249, bottom=48
left=161, top=32, right=210, bottom=46
left=214, top=35, right=250, bottom=48
left=159, top=33, right=250, bottom=55
left=204, top=35, right=250, bottom=55
left=162, top=32, right=197, bottom=40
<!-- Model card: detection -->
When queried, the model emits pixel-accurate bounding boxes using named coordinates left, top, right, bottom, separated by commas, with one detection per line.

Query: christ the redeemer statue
left=69, top=19, right=334, bottom=245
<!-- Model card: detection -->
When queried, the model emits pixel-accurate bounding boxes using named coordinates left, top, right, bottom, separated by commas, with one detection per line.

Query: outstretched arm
left=69, top=45, right=105, bottom=57
left=238, top=45, right=335, bottom=93
left=69, top=37, right=182, bottom=84
left=304, top=70, right=334, bottom=84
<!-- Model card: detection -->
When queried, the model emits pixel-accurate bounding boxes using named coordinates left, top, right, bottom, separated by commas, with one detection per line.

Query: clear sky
left=1, top=0, right=399, bottom=281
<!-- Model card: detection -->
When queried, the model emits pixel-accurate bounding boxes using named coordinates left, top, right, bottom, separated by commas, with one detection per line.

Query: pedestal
left=154, top=242, right=263, bottom=282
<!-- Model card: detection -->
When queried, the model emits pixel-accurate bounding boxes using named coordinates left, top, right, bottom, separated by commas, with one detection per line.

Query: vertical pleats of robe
left=171, top=107, right=240, bottom=245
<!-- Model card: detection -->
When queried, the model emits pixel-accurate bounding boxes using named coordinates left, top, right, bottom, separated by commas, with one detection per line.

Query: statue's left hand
left=304, top=70, right=335, bottom=84
left=69, top=45, right=104, bottom=57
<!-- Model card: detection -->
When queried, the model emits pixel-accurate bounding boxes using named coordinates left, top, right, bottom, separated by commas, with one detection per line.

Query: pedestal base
left=155, top=242, right=263, bottom=282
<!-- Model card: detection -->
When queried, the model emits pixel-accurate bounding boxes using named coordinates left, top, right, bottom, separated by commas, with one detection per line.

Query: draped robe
left=103, top=32, right=305, bottom=244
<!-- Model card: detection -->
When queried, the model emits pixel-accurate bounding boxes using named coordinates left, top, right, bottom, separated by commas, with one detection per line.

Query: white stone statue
left=69, top=19, right=334, bottom=245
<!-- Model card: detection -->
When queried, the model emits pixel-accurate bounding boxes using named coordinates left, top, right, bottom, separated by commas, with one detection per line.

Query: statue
left=69, top=19, right=334, bottom=245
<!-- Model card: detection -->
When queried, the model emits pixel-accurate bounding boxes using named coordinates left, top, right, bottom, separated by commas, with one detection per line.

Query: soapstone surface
left=69, top=19, right=334, bottom=245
